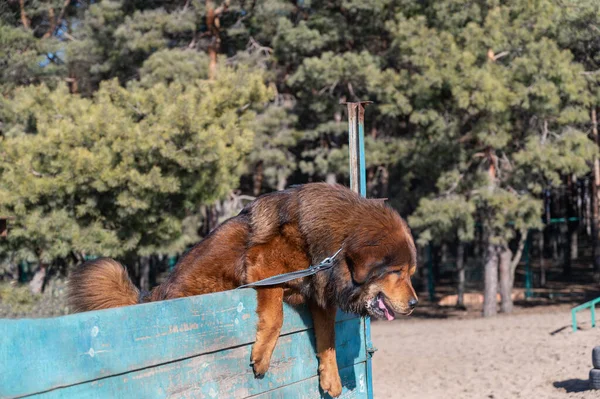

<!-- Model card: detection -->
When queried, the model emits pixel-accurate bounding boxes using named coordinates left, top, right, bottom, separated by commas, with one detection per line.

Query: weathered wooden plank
left=0, top=289, right=357, bottom=398
left=251, top=363, right=369, bottom=399
left=27, top=318, right=366, bottom=399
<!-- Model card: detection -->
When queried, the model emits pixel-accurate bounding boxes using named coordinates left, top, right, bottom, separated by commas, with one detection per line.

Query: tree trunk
left=202, top=204, right=219, bottom=235
left=67, top=73, right=78, bottom=94
left=552, top=225, right=559, bottom=261
left=509, top=231, right=528, bottom=289
left=42, top=7, right=56, bottom=38
left=367, top=167, right=376, bottom=195
left=139, top=256, right=150, bottom=292
left=150, top=256, right=158, bottom=287
left=592, top=107, right=600, bottom=280
left=29, top=263, right=47, bottom=295
left=220, top=193, right=235, bottom=221
left=277, top=169, right=287, bottom=191
left=474, top=227, right=481, bottom=258
left=570, top=225, right=578, bottom=261
left=326, top=172, right=337, bottom=185
left=9, top=261, right=19, bottom=282
left=441, top=243, right=448, bottom=265
left=206, top=1, right=218, bottom=79
left=211, top=204, right=219, bottom=232
left=253, top=161, right=263, bottom=196
left=456, top=242, right=465, bottom=308
left=568, top=175, right=578, bottom=261
left=585, top=178, right=591, bottom=237
left=499, top=246, right=513, bottom=313
left=539, top=231, right=546, bottom=287
left=205, top=0, right=229, bottom=79
left=424, top=244, right=435, bottom=302
left=379, top=166, right=389, bottom=198
left=19, top=0, right=30, bottom=28
left=561, top=222, right=571, bottom=276
left=483, top=242, right=498, bottom=317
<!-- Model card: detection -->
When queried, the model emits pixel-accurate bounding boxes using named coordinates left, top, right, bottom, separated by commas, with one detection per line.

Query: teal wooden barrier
left=0, top=289, right=370, bottom=398
left=571, top=296, right=600, bottom=332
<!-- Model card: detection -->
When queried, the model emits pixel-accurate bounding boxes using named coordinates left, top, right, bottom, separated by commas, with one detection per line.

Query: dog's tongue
left=377, top=297, right=394, bottom=321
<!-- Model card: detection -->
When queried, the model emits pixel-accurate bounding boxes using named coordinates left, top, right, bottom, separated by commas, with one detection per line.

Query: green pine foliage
left=389, top=0, right=596, bottom=249
left=0, top=67, right=271, bottom=262
left=0, top=0, right=599, bottom=303
left=0, top=23, right=65, bottom=94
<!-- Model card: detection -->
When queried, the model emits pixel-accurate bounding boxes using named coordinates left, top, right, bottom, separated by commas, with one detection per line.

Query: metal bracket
left=366, top=345, right=378, bottom=358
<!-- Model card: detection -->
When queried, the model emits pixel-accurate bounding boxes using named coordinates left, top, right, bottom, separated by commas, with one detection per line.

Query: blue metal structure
left=571, top=297, right=600, bottom=332
left=345, top=101, right=375, bottom=399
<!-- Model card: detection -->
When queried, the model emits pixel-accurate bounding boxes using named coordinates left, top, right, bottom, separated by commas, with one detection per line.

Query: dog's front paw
left=319, top=366, right=342, bottom=397
left=250, top=352, right=271, bottom=379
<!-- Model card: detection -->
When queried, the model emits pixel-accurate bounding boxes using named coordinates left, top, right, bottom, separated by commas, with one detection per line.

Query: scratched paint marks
left=168, top=322, right=199, bottom=334
left=134, top=335, right=153, bottom=341
left=83, top=348, right=110, bottom=358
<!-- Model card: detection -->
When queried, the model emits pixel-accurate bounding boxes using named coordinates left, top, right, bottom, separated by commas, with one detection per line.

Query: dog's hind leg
left=250, top=286, right=284, bottom=378
left=310, top=302, right=343, bottom=397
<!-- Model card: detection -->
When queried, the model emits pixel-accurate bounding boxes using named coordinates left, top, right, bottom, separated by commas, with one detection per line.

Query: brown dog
left=68, top=183, right=418, bottom=397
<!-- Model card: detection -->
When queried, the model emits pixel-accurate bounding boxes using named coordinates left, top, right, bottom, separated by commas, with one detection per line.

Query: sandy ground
left=371, top=304, right=600, bottom=399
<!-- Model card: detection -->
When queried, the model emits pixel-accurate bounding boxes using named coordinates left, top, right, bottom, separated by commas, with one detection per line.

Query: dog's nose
left=408, top=298, right=418, bottom=309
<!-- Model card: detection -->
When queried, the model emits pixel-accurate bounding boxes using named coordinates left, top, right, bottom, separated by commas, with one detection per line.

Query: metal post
left=345, top=101, right=371, bottom=196
left=357, top=104, right=367, bottom=197
left=344, top=100, right=373, bottom=399
left=168, top=256, right=177, bottom=272
left=346, top=103, right=359, bottom=193
left=427, top=244, right=435, bottom=302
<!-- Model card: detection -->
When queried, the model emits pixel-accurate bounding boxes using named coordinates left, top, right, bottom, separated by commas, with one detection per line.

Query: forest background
left=2, top=0, right=600, bottom=318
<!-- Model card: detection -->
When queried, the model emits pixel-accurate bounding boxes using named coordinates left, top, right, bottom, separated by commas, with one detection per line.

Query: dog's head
left=334, top=208, right=418, bottom=320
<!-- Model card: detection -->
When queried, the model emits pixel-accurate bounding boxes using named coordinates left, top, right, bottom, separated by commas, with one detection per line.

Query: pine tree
left=556, top=0, right=600, bottom=280
left=386, top=0, right=596, bottom=315
left=0, top=1, right=67, bottom=95
left=2, top=0, right=599, bottom=306
left=0, top=66, right=271, bottom=270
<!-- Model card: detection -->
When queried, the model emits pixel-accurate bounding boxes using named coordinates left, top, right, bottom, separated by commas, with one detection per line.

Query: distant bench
left=0, top=289, right=374, bottom=398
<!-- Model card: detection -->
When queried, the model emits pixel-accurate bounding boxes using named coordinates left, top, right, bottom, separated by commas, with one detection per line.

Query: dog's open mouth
left=369, top=293, right=396, bottom=321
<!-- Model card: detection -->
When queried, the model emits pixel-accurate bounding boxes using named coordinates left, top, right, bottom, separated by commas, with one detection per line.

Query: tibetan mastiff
left=68, top=183, right=418, bottom=397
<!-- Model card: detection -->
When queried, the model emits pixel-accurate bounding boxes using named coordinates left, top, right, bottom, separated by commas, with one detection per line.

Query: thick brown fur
left=68, top=183, right=418, bottom=397
left=68, top=258, right=139, bottom=312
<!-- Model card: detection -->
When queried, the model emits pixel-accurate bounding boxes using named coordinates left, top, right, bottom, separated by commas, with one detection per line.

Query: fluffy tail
left=68, top=257, right=140, bottom=313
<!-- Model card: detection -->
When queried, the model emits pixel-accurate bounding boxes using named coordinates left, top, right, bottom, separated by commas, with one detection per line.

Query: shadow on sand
left=553, top=378, right=590, bottom=393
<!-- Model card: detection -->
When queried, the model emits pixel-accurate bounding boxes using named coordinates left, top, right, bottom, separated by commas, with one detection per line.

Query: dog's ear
left=343, top=213, right=416, bottom=284
left=345, top=236, right=413, bottom=285
left=345, top=247, right=382, bottom=284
